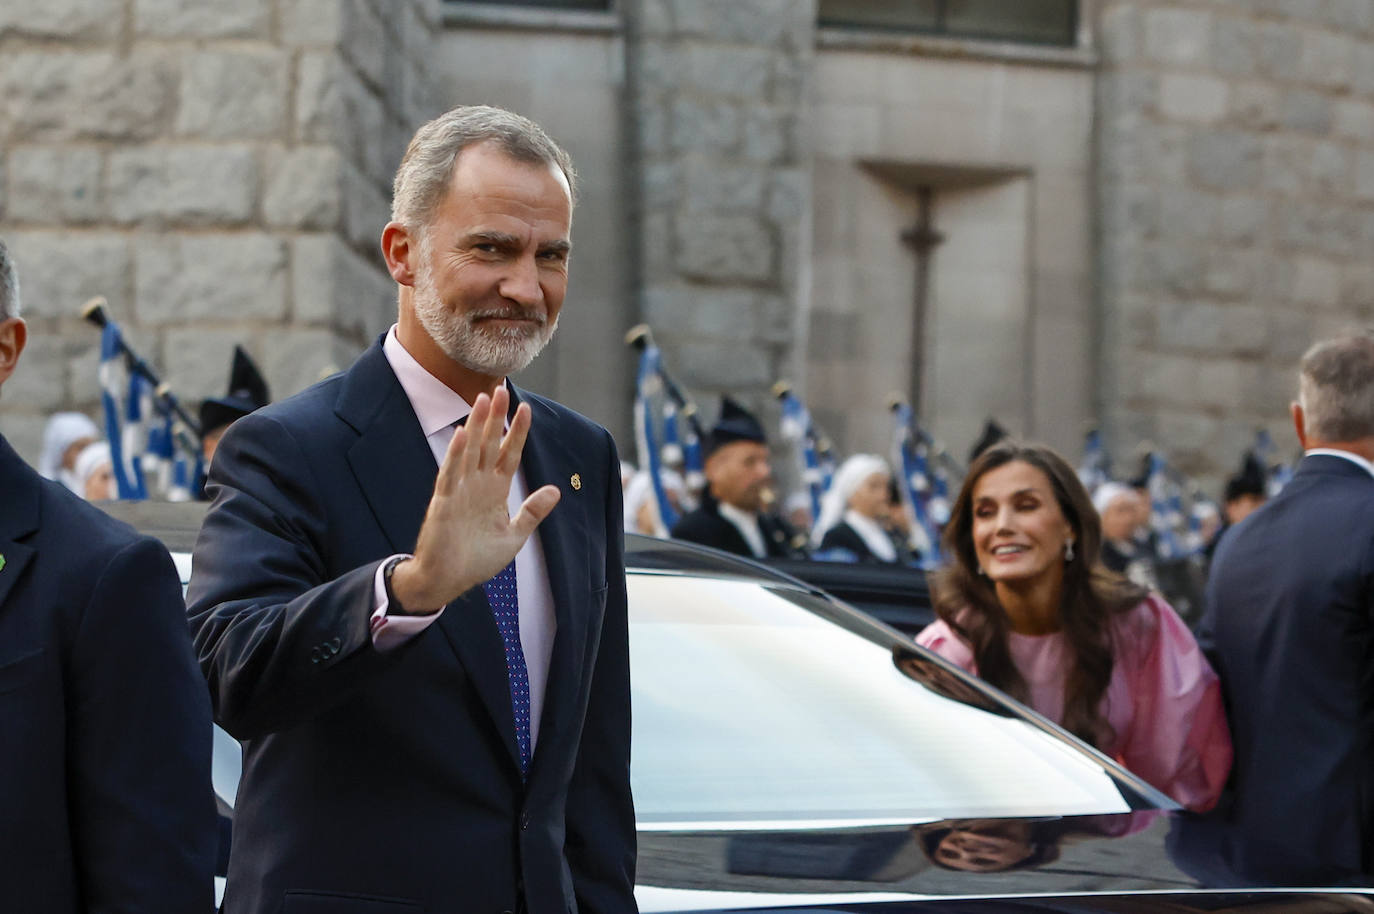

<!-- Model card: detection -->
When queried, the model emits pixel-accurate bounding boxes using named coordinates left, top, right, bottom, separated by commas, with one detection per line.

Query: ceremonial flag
left=1145, top=453, right=1186, bottom=560
left=1078, top=429, right=1111, bottom=492
left=632, top=340, right=681, bottom=533
left=1253, top=429, right=1294, bottom=496
left=890, top=402, right=943, bottom=568
left=99, top=322, right=147, bottom=500
left=776, top=386, right=829, bottom=525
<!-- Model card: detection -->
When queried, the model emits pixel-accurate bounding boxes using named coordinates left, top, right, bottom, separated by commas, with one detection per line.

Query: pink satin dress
left=917, top=593, right=1232, bottom=813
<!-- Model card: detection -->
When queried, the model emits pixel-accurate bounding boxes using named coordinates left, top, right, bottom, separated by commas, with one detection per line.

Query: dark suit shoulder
left=819, top=522, right=873, bottom=559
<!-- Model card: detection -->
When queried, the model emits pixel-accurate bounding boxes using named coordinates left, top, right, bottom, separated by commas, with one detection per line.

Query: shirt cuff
left=370, top=554, right=443, bottom=653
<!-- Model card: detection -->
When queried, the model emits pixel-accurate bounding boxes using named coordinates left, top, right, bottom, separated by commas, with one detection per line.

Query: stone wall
left=626, top=0, right=816, bottom=427
left=0, top=0, right=442, bottom=463
left=1097, top=0, right=1374, bottom=481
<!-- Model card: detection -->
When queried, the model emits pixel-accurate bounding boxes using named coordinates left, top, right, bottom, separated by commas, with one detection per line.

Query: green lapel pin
left=0, top=554, right=6, bottom=573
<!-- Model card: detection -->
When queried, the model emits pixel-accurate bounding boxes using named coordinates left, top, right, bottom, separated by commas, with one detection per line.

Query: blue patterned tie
left=484, top=559, right=531, bottom=774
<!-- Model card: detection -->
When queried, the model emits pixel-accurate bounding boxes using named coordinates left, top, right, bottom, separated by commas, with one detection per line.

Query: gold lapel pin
left=570, top=473, right=582, bottom=491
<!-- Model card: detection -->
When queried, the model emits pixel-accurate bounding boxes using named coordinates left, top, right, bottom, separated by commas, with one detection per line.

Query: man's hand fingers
left=511, top=484, right=561, bottom=538
left=482, top=386, right=508, bottom=469
left=460, top=393, right=490, bottom=476
left=497, top=403, right=532, bottom=474
left=435, top=424, right=469, bottom=493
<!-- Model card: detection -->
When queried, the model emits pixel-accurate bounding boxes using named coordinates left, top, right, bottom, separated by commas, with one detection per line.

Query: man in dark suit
left=0, top=239, right=216, bottom=912
left=1195, top=330, right=1374, bottom=885
left=670, top=397, right=806, bottom=559
left=187, top=106, right=635, bottom=913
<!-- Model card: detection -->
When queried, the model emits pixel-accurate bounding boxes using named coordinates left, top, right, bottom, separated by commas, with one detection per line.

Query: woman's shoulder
left=916, top=617, right=977, bottom=671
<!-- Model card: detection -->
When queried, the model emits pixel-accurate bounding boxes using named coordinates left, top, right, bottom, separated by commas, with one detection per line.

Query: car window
left=629, top=574, right=1133, bottom=830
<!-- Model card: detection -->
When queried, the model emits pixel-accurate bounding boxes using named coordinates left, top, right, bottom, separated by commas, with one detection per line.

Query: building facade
left=1, top=0, right=1371, bottom=488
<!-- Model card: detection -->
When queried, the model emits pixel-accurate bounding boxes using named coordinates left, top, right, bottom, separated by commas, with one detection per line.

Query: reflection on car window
left=628, top=575, right=1132, bottom=829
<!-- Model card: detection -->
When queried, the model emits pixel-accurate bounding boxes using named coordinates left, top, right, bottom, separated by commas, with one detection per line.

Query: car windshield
left=629, top=573, right=1136, bottom=830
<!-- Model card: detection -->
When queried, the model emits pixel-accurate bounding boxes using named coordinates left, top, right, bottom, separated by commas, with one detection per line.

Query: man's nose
left=500, top=254, right=544, bottom=305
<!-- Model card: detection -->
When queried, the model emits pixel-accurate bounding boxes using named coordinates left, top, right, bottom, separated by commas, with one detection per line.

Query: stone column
left=625, top=0, right=815, bottom=425
left=0, top=0, right=442, bottom=462
left=1096, top=0, right=1374, bottom=481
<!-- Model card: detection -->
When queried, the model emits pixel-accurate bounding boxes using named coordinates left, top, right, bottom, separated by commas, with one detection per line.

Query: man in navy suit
left=0, top=239, right=216, bottom=912
left=1196, top=330, right=1374, bottom=885
left=188, top=106, right=635, bottom=913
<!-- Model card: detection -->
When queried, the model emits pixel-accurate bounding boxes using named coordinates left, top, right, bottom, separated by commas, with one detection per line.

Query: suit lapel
left=0, top=437, right=39, bottom=612
left=514, top=388, right=592, bottom=769
left=338, top=344, right=520, bottom=769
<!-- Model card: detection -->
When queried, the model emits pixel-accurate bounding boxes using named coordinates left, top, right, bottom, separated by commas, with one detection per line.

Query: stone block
left=0, top=414, right=48, bottom=467
left=1280, top=89, right=1333, bottom=134
left=642, top=162, right=681, bottom=210
left=1155, top=186, right=1215, bottom=239
left=64, top=338, right=103, bottom=411
left=1158, top=73, right=1229, bottom=123
left=1355, top=44, right=1374, bottom=94
left=6, top=146, right=103, bottom=224
left=261, top=328, right=361, bottom=402
left=1291, top=255, right=1342, bottom=307
left=280, top=0, right=345, bottom=45
left=741, top=107, right=795, bottom=162
left=108, top=146, right=258, bottom=227
left=340, top=161, right=391, bottom=253
left=1308, top=142, right=1353, bottom=197
left=681, top=45, right=773, bottom=98
left=297, top=52, right=344, bottom=145
left=1297, top=30, right=1354, bottom=90
left=176, top=50, right=290, bottom=140
left=766, top=169, right=807, bottom=225
left=1138, top=352, right=1200, bottom=408
left=640, top=211, right=674, bottom=280
left=1262, top=135, right=1310, bottom=196
left=670, top=98, right=741, bottom=154
left=1270, top=308, right=1318, bottom=362
left=4, top=231, right=132, bottom=320
left=1188, top=130, right=1262, bottom=191
left=668, top=0, right=795, bottom=46
left=1340, top=263, right=1374, bottom=311
left=1255, top=21, right=1304, bottom=82
left=1203, top=250, right=1265, bottom=300
left=1210, top=17, right=1261, bottom=77
left=1333, top=100, right=1374, bottom=140
left=674, top=338, right=776, bottom=391
left=264, top=146, right=344, bottom=230
left=680, top=160, right=768, bottom=214
left=1278, top=202, right=1355, bottom=257
left=0, top=0, right=122, bottom=40
left=135, top=235, right=288, bottom=324
left=1229, top=82, right=1283, bottom=131
left=1356, top=151, right=1374, bottom=202
left=644, top=284, right=759, bottom=340
left=162, top=327, right=257, bottom=402
left=290, top=234, right=392, bottom=337
left=1143, top=7, right=1213, bottom=67
left=341, top=0, right=389, bottom=90
left=4, top=334, right=68, bottom=410
left=1098, top=3, right=1139, bottom=62
left=673, top=214, right=775, bottom=283
left=1216, top=197, right=1270, bottom=244
left=134, top=0, right=271, bottom=38
left=0, top=51, right=176, bottom=144
left=1156, top=301, right=1269, bottom=358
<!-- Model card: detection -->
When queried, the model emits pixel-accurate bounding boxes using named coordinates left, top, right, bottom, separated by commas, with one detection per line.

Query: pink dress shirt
left=367, top=326, right=557, bottom=749
left=916, top=593, right=1232, bottom=812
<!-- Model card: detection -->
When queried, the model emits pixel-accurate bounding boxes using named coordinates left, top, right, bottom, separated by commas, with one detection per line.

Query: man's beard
left=411, top=254, right=558, bottom=377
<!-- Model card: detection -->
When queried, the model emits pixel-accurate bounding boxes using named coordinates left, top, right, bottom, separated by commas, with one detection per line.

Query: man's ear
left=381, top=222, right=419, bottom=287
left=1291, top=401, right=1307, bottom=451
left=0, top=317, right=28, bottom=392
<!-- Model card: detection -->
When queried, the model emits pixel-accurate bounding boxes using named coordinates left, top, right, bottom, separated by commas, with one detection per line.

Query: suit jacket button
left=310, top=647, right=322, bottom=663
left=329, top=637, right=342, bottom=651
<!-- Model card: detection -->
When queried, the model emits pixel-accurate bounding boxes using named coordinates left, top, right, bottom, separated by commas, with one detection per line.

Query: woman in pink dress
left=916, top=441, right=1231, bottom=812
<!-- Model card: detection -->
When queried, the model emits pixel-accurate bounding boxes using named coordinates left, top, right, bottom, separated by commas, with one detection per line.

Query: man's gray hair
left=0, top=239, right=20, bottom=321
left=1298, top=330, right=1374, bottom=442
left=391, top=105, right=577, bottom=231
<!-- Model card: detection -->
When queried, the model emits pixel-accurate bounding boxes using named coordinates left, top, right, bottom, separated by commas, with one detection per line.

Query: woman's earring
left=977, top=565, right=988, bottom=576
left=1064, top=539, right=1075, bottom=562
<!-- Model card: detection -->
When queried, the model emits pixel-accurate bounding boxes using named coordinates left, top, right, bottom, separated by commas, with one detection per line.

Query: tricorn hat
left=199, top=346, right=270, bottom=435
left=706, top=396, right=767, bottom=457
left=969, top=418, right=1009, bottom=463
left=1224, top=452, right=1267, bottom=503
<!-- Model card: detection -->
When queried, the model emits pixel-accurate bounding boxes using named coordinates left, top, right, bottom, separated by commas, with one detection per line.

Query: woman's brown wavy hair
left=930, top=440, right=1147, bottom=748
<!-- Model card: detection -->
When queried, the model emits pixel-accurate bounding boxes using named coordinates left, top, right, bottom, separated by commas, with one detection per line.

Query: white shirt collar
left=1305, top=448, right=1374, bottom=478
left=382, top=325, right=506, bottom=436
left=843, top=509, right=898, bottom=562
left=717, top=500, right=766, bottom=558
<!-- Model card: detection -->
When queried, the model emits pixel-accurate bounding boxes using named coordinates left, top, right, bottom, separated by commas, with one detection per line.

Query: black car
left=109, top=502, right=1371, bottom=912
